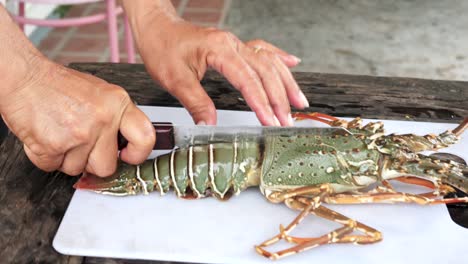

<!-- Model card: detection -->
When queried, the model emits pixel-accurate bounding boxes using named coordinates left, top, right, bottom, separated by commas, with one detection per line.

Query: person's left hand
left=131, top=14, right=309, bottom=127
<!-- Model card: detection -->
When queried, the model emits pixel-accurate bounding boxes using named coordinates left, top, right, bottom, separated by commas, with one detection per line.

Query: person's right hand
left=0, top=59, right=155, bottom=177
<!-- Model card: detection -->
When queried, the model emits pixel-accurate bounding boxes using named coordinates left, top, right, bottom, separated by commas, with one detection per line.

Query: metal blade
left=171, top=125, right=347, bottom=148
left=118, top=123, right=348, bottom=150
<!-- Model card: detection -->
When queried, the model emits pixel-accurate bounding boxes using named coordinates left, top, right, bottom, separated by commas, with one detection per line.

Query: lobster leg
left=256, top=197, right=381, bottom=260
left=258, top=184, right=333, bottom=250
left=291, top=112, right=338, bottom=125
left=452, top=117, right=468, bottom=137
left=324, top=183, right=468, bottom=205
left=292, top=112, right=366, bottom=129
left=380, top=180, right=397, bottom=192
left=267, top=183, right=333, bottom=203
left=258, top=174, right=467, bottom=259
left=392, top=176, right=459, bottom=198
left=257, top=184, right=381, bottom=260
left=283, top=197, right=381, bottom=245
left=256, top=205, right=354, bottom=260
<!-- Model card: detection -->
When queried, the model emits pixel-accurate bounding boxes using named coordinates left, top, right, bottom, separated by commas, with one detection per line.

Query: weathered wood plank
left=69, top=63, right=468, bottom=123
left=0, top=132, right=83, bottom=263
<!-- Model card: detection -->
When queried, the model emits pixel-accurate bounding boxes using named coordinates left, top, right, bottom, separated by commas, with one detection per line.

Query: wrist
left=0, top=50, right=50, bottom=112
left=122, top=0, right=181, bottom=42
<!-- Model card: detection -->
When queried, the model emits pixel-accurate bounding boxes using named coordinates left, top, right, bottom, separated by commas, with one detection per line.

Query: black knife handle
left=118, top=122, right=175, bottom=150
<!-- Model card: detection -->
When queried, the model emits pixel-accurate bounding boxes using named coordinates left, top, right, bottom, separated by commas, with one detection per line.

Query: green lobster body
left=75, top=114, right=468, bottom=201
left=261, top=132, right=381, bottom=196
left=76, top=129, right=389, bottom=199
left=75, top=122, right=467, bottom=200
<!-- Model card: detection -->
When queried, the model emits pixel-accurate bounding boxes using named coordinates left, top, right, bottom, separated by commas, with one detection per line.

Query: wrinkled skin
left=0, top=5, right=155, bottom=177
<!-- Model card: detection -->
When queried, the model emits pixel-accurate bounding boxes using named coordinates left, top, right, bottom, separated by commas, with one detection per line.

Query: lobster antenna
left=452, top=117, right=468, bottom=137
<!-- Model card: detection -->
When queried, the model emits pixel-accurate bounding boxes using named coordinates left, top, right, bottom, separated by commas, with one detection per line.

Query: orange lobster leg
left=453, top=117, right=468, bottom=137
left=256, top=184, right=381, bottom=260
left=291, top=112, right=338, bottom=125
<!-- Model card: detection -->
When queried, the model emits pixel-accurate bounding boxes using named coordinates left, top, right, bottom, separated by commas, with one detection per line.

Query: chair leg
left=106, top=0, right=119, bottom=63
left=18, top=2, right=25, bottom=32
left=123, top=15, right=135, bottom=63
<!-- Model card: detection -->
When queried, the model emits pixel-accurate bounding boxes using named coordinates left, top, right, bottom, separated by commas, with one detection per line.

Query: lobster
left=74, top=113, right=468, bottom=260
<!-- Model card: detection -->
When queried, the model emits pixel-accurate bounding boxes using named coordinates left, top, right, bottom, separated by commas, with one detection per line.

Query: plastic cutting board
left=53, top=106, right=468, bottom=264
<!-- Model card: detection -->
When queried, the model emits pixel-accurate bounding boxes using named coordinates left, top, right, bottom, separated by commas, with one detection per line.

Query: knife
left=117, top=122, right=347, bottom=150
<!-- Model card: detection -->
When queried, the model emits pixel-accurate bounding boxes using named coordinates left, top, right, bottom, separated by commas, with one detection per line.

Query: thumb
left=166, top=68, right=217, bottom=125
left=119, top=104, right=155, bottom=165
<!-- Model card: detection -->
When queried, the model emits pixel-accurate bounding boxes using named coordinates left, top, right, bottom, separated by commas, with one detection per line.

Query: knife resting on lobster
left=117, top=121, right=348, bottom=150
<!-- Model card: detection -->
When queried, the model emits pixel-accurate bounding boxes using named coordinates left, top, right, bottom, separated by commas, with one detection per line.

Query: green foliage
left=52, top=5, right=72, bottom=18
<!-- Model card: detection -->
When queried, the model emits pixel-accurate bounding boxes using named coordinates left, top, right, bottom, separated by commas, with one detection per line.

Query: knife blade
left=117, top=122, right=348, bottom=150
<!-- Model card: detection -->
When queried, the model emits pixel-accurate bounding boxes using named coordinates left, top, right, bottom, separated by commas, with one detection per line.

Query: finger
left=165, top=65, right=217, bottom=125
left=207, top=43, right=278, bottom=126
left=271, top=54, right=309, bottom=109
left=59, top=144, right=93, bottom=176
left=241, top=48, right=292, bottom=126
left=24, top=144, right=64, bottom=172
left=245, top=39, right=301, bottom=67
left=84, top=127, right=119, bottom=177
left=118, top=103, right=155, bottom=166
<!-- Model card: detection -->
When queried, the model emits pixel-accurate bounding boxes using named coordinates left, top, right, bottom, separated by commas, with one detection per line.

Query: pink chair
left=13, top=0, right=135, bottom=63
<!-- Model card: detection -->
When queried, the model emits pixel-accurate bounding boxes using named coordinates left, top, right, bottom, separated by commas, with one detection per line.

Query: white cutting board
left=54, top=106, right=468, bottom=263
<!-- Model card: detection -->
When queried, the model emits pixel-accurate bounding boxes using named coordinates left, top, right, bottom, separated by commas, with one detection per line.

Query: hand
left=130, top=14, right=309, bottom=126
left=0, top=59, right=155, bottom=177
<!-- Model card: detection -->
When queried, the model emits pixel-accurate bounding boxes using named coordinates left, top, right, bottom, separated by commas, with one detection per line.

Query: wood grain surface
left=70, top=63, right=467, bottom=123
left=0, top=63, right=466, bottom=264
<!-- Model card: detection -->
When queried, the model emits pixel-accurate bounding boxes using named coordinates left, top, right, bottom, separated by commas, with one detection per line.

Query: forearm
left=0, top=5, right=45, bottom=103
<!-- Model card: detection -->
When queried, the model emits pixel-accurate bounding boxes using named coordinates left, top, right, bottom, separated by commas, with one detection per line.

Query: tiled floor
left=36, top=0, right=231, bottom=65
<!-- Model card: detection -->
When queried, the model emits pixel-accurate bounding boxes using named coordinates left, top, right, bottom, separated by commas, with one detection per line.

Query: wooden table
left=0, top=63, right=467, bottom=263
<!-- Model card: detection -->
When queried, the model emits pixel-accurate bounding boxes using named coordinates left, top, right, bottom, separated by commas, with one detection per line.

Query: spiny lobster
left=75, top=113, right=468, bottom=260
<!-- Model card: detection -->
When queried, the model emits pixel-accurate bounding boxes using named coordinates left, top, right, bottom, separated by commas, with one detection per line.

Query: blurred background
left=3, top=0, right=468, bottom=81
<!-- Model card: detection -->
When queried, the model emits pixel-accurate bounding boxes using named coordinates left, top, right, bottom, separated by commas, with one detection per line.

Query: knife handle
left=117, top=122, right=175, bottom=150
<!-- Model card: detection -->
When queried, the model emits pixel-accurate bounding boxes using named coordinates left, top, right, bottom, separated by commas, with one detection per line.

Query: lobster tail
left=74, top=159, right=160, bottom=196
left=74, top=141, right=264, bottom=199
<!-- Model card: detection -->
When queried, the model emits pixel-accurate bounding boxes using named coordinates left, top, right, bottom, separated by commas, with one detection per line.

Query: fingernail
left=299, top=90, right=309, bottom=108
left=273, top=115, right=281, bottom=126
left=197, top=121, right=206, bottom=125
left=291, top=55, right=301, bottom=64
left=288, top=113, right=294, bottom=126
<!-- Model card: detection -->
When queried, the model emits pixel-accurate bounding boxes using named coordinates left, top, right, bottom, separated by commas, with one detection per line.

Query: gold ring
left=253, top=46, right=262, bottom=54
